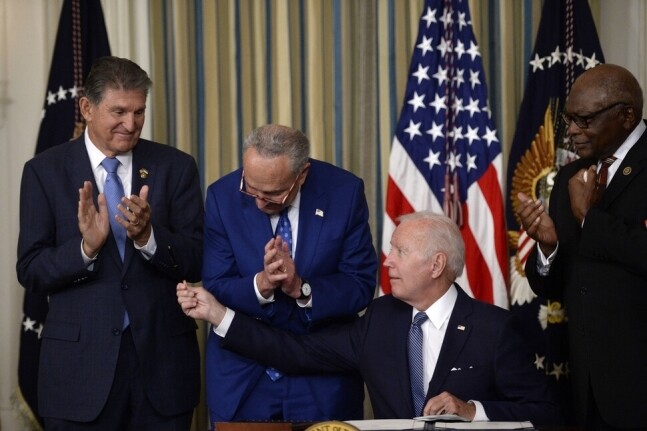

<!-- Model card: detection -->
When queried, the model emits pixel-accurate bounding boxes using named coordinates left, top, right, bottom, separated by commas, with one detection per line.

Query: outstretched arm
left=177, top=282, right=227, bottom=326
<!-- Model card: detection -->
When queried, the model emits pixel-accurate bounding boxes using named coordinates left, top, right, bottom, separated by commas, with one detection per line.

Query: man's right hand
left=257, top=237, right=290, bottom=298
left=78, top=181, right=109, bottom=257
left=516, top=192, right=558, bottom=256
left=177, top=282, right=226, bottom=326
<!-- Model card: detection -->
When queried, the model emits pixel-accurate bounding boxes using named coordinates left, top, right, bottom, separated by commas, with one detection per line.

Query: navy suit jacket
left=525, top=121, right=647, bottom=427
left=202, top=159, right=377, bottom=420
left=223, top=285, right=562, bottom=426
left=17, top=137, right=203, bottom=421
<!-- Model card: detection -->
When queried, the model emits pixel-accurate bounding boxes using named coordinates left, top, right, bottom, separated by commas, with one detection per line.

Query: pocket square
left=451, top=365, right=474, bottom=371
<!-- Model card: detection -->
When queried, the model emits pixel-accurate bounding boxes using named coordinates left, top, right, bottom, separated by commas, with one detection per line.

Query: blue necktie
left=409, top=311, right=429, bottom=416
left=101, top=157, right=129, bottom=328
left=101, top=157, right=126, bottom=260
left=276, top=207, right=293, bottom=256
left=265, top=208, right=293, bottom=382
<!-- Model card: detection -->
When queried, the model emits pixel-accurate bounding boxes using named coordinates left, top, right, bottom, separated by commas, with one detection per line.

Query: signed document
left=430, top=421, right=534, bottom=430
left=413, top=414, right=470, bottom=422
left=345, top=419, right=425, bottom=430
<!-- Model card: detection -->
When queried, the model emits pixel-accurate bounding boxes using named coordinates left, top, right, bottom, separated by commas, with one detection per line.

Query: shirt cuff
left=213, top=308, right=235, bottom=337
left=134, top=226, right=156, bottom=259
left=536, top=242, right=559, bottom=276
left=296, top=295, right=313, bottom=308
left=254, top=273, right=275, bottom=304
left=81, top=239, right=98, bottom=266
left=469, top=400, right=489, bottom=421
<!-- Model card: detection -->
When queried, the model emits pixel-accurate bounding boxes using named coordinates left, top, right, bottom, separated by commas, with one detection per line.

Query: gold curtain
left=145, top=0, right=564, bottom=243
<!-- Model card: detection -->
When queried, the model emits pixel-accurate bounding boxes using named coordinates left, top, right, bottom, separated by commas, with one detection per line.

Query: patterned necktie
left=592, top=156, right=617, bottom=206
left=409, top=311, right=429, bottom=417
left=265, top=207, right=293, bottom=382
left=101, top=157, right=126, bottom=260
left=275, top=207, right=293, bottom=256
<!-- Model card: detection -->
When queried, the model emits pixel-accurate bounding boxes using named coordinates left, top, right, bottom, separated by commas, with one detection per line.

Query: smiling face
left=564, top=65, right=640, bottom=161
left=80, top=88, right=146, bottom=157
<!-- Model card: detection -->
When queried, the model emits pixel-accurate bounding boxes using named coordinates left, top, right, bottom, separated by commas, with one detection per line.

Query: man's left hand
left=121, top=185, right=152, bottom=246
left=274, top=236, right=302, bottom=298
left=423, top=391, right=476, bottom=421
left=568, top=165, right=597, bottom=224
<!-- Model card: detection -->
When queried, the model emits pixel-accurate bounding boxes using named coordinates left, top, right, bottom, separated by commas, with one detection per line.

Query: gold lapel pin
left=139, top=168, right=149, bottom=179
left=623, top=167, right=632, bottom=176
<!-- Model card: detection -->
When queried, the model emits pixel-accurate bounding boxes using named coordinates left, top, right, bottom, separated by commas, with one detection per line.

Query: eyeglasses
left=239, top=169, right=302, bottom=205
left=561, top=101, right=627, bottom=130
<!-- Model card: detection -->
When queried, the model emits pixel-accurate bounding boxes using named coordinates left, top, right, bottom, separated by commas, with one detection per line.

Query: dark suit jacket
left=16, top=137, right=203, bottom=422
left=525, top=121, right=647, bottom=427
left=222, top=285, right=562, bottom=426
left=202, top=159, right=377, bottom=420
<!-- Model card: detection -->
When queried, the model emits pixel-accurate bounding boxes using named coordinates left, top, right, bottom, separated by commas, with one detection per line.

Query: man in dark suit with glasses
left=518, top=64, right=647, bottom=430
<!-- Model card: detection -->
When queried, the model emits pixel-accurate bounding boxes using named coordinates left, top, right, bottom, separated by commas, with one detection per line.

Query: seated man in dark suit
left=178, top=211, right=562, bottom=426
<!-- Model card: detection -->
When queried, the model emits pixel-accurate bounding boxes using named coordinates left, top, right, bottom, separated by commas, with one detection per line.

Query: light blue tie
left=409, top=311, right=428, bottom=416
left=101, top=157, right=126, bottom=260
left=265, top=208, right=293, bottom=382
left=101, top=157, right=129, bottom=328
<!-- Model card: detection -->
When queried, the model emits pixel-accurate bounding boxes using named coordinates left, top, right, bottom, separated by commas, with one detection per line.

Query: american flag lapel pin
left=457, top=325, right=466, bottom=331
left=315, top=209, right=324, bottom=217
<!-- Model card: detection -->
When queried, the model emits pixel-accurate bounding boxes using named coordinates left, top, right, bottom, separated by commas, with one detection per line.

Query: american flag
left=381, top=0, right=507, bottom=307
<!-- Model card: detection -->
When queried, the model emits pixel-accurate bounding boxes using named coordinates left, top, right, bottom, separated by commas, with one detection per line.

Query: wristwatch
left=299, top=280, right=312, bottom=299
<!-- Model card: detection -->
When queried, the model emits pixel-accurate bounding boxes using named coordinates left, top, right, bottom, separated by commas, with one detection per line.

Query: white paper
left=345, top=419, right=425, bottom=430
left=431, top=421, right=534, bottom=429
left=413, top=414, right=470, bottom=422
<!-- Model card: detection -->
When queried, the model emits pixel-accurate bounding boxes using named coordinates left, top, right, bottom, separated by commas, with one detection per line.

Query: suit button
left=112, top=328, right=122, bottom=336
left=580, top=286, right=587, bottom=295
left=121, top=284, right=129, bottom=290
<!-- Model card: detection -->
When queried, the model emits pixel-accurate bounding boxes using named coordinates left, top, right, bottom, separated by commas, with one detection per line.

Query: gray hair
left=243, top=124, right=311, bottom=174
left=398, top=211, right=465, bottom=280
left=83, top=56, right=152, bottom=105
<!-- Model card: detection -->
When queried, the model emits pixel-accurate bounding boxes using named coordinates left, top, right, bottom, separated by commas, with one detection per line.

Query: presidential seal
left=305, top=421, right=360, bottom=431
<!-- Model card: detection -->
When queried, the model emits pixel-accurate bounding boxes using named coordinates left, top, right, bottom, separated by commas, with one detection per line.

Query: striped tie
left=409, top=311, right=429, bottom=416
left=592, top=156, right=617, bottom=206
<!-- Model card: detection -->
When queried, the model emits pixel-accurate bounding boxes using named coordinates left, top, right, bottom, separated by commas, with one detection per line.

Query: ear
left=621, top=105, right=637, bottom=130
left=298, top=162, right=311, bottom=186
left=430, top=253, right=447, bottom=279
left=79, top=97, right=92, bottom=122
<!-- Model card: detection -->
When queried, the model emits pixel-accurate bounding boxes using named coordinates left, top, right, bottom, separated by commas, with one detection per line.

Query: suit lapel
left=125, top=141, right=154, bottom=267
left=131, top=140, right=152, bottom=200
left=392, top=302, right=417, bottom=416
left=294, top=178, right=327, bottom=271
left=426, top=284, right=472, bottom=398
left=604, top=127, right=647, bottom=206
left=65, top=138, right=96, bottom=192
